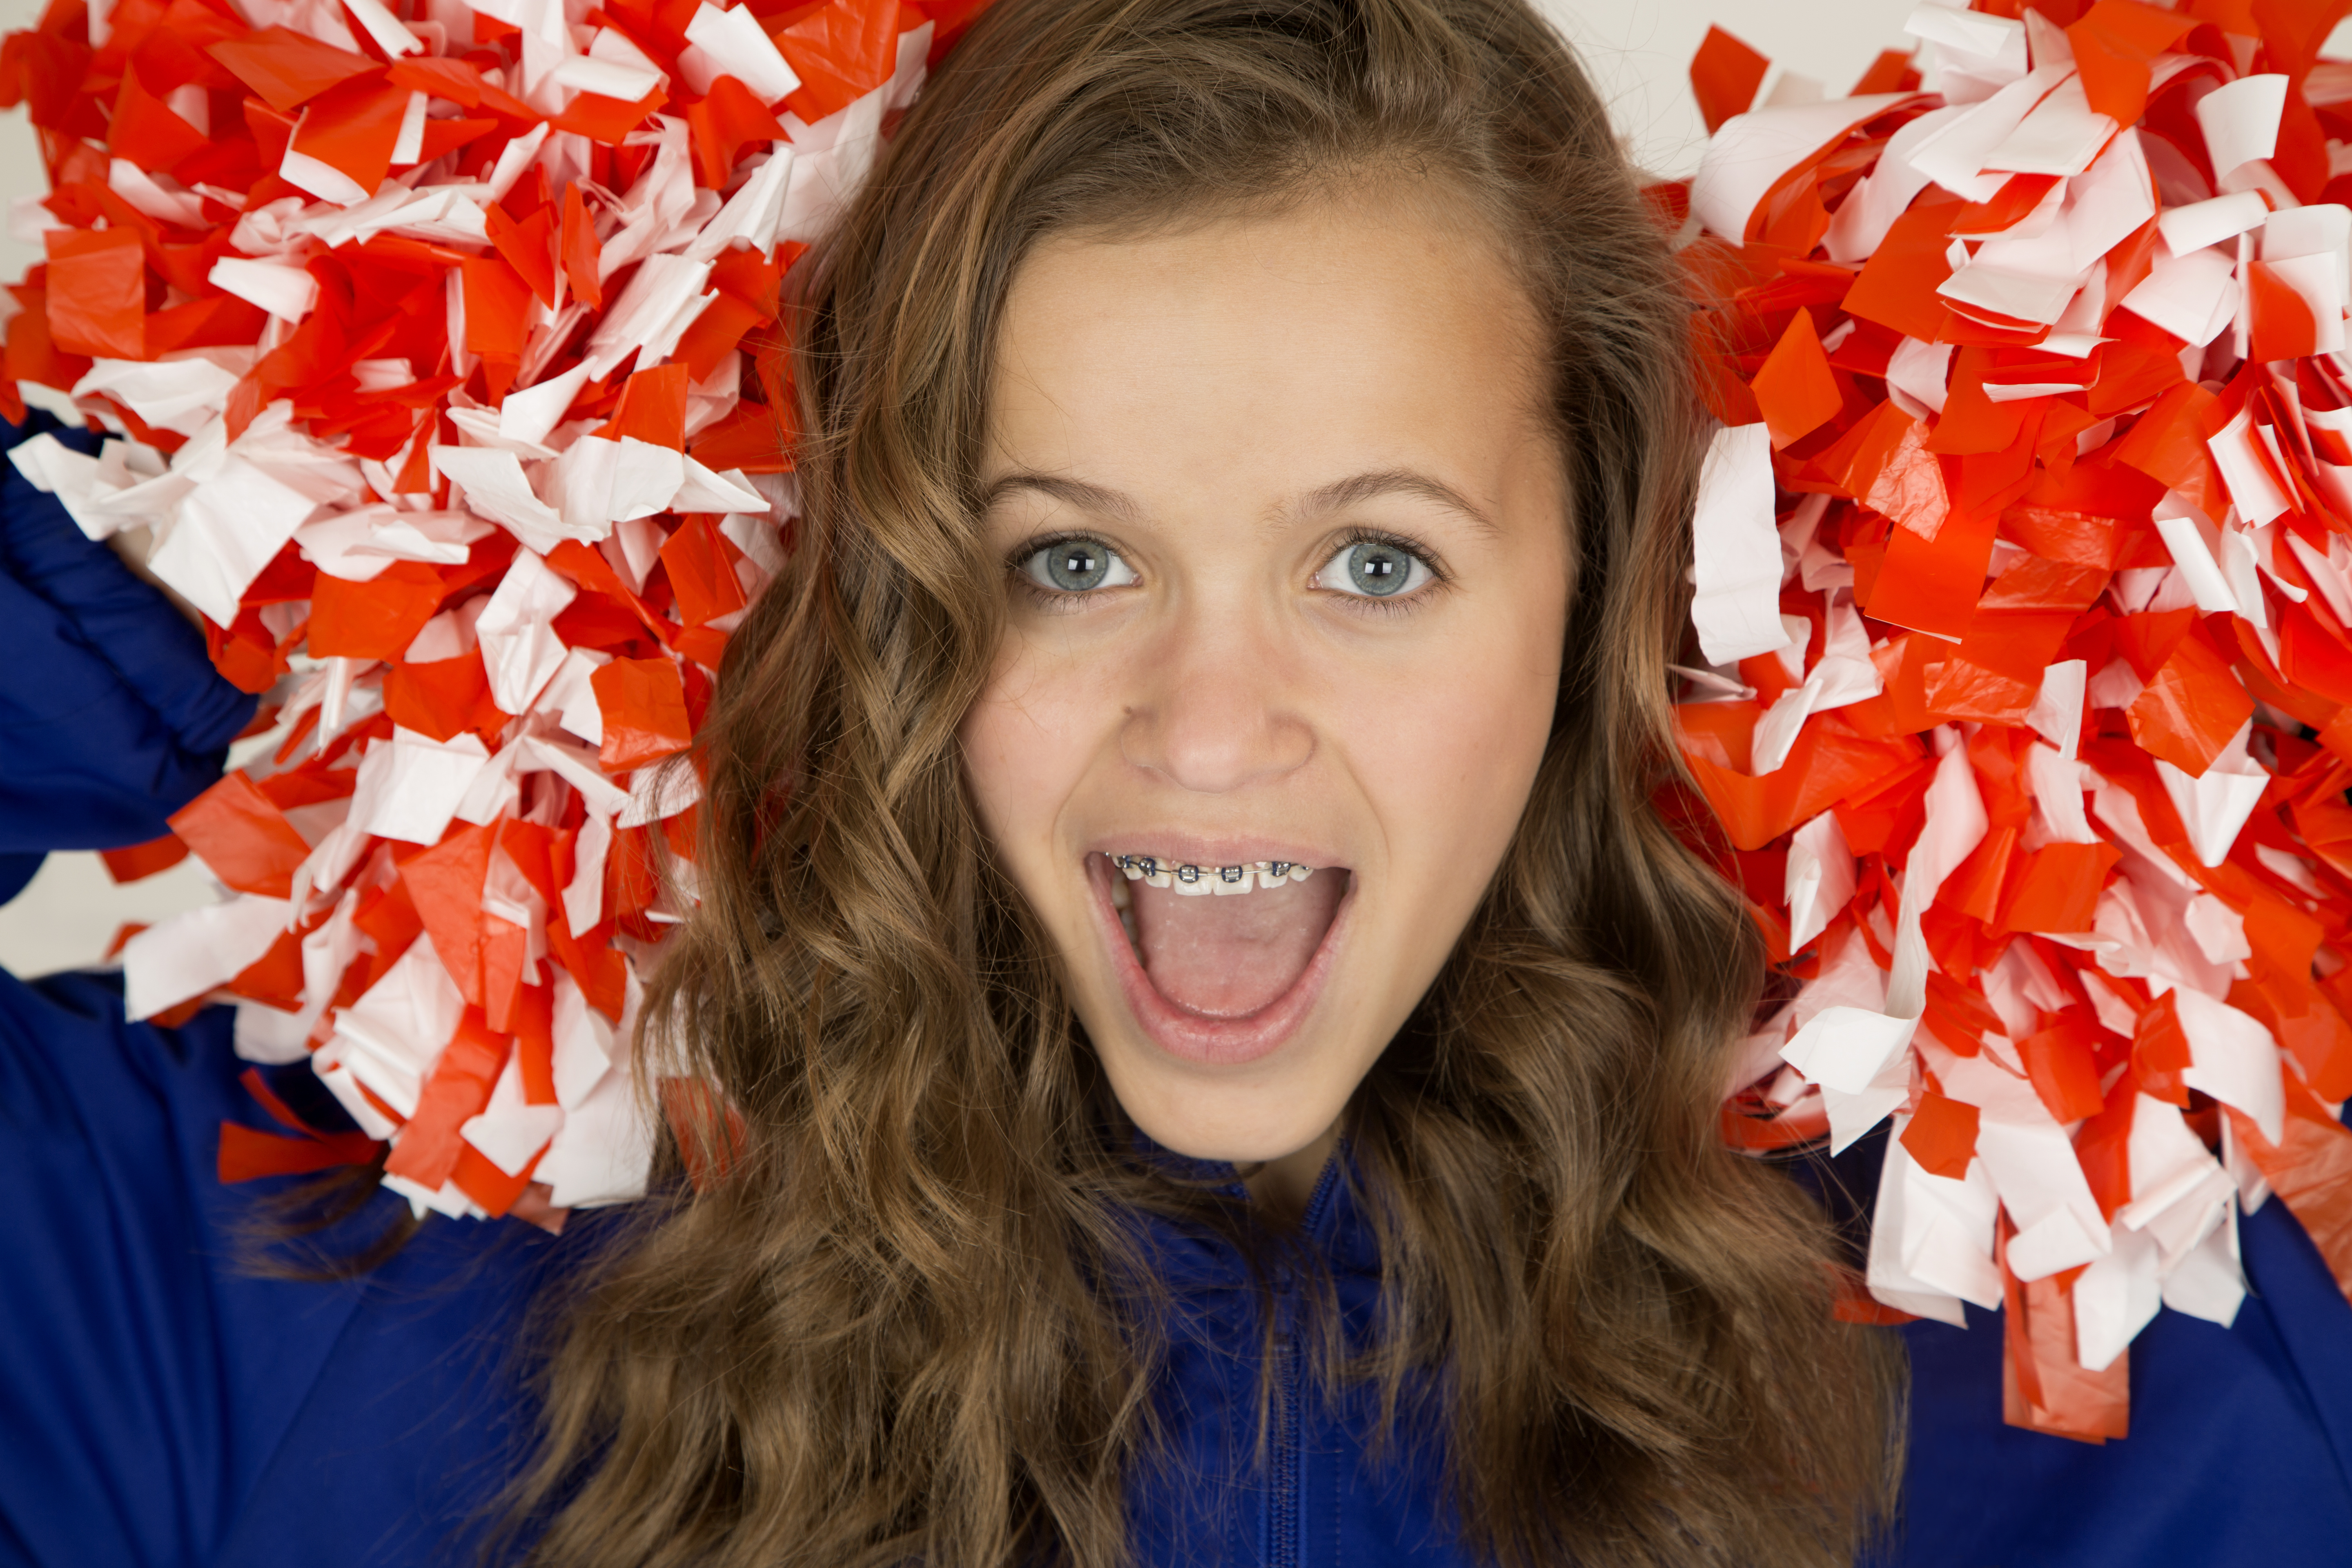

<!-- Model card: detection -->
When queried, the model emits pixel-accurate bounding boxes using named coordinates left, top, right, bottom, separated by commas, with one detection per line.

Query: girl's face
left=962, top=185, right=1570, bottom=1201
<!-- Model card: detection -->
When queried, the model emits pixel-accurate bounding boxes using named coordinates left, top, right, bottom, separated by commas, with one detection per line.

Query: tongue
left=1129, top=873, right=1348, bottom=1017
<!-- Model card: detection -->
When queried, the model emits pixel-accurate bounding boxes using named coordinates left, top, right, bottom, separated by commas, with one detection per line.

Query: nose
left=1119, top=608, right=1313, bottom=795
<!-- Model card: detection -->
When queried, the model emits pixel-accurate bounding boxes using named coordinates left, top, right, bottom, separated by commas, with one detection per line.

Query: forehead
left=985, top=183, right=1548, bottom=500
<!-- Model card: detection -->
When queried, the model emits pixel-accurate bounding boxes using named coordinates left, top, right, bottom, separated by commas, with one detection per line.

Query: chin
left=1112, top=1078, right=1352, bottom=1166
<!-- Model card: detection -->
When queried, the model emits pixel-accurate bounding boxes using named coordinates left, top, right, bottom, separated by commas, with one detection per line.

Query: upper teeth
left=1110, top=854, right=1315, bottom=894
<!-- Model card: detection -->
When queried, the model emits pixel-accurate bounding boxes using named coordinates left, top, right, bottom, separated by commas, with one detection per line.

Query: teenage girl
left=1, top=3, right=2346, bottom=1566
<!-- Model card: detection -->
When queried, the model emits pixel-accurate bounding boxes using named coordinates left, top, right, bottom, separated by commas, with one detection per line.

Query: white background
left=0, top=0, right=1920, bottom=976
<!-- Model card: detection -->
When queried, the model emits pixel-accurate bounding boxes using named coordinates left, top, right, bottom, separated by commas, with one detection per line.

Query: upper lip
left=1080, top=833, right=1350, bottom=869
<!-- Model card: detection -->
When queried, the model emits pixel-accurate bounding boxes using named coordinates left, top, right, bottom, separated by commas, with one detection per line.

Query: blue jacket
left=4, top=411, right=2351, bottom=1567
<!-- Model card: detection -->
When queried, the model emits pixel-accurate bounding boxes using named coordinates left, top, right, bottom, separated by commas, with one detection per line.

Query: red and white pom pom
left=0, top=0, right=988, bottom=1225
left=1675, top=6, right=2352, bottom=1439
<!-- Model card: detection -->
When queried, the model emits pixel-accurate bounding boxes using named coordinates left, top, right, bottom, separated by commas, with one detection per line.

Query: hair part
left=503, top=3, right=1903, bottom=1565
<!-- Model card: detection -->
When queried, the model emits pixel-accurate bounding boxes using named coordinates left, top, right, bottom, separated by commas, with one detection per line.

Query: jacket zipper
left=1270, top=1157, right=1341, bottom=1568
left=1271, top=1332, right=1301, bottom=1568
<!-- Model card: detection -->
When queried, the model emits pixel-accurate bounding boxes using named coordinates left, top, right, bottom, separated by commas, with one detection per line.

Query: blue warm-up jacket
left=3, top=408, right=2351, bottom=1568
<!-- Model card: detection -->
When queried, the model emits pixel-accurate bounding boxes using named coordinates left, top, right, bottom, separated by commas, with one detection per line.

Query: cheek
left=960, top=664, right=1051, bottom=860
left=1356, top=579, right=1566, bottom=891
left=959, top=633, right=1115, bottom=866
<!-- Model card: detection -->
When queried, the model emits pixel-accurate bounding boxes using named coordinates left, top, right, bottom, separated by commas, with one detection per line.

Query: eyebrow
left=979, top=472, right=1140, bottom=524
left=979, top=467, right=1498, bottom=536
left=1293, top=469, right=1499, bottom=537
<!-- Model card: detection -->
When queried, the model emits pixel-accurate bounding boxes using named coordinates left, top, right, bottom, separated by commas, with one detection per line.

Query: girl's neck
left=1240, top=1118, right=1342, bottom=1221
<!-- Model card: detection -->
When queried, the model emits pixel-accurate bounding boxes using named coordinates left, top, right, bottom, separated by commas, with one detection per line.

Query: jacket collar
left=1116, top=1133, right=1380, bottom=1291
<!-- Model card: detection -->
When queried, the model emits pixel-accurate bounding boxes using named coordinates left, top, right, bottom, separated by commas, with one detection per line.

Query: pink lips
left=1084, top=853, right=1355, bottom=1067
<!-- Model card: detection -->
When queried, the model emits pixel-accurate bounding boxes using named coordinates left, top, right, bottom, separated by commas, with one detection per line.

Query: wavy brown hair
left=504, top=1, right=1903, bottom=1564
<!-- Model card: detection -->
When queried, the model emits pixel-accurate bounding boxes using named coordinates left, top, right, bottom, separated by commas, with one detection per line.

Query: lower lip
left=1085, top=854, right=1355, bottom=1067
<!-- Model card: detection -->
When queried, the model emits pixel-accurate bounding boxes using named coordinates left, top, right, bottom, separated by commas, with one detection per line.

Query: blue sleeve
left=1798, top=1127, right=2352, bottom=1568
left=0, top=414, right=555, bottom=1566
left=0, top=411, right=256, bottom=901
left=1894, top=1199, right=2352, bottom=1568
left=0, top=966, right=559, bottom=1568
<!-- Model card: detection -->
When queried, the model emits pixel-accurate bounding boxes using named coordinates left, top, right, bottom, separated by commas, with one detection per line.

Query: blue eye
left=1020, top=536, right=1137, bottom=594
left=1314, top=538, right=1432, bottom=598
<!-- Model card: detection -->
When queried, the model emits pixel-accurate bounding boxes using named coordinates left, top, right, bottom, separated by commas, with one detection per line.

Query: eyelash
left=1318, top=526, right=1447, bottom=616
left=1007, top=531, right=1131, bottom=611
left=1002, top=527, right=1448, bottom=612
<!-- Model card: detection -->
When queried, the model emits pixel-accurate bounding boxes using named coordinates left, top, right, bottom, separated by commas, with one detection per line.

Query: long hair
left=505, top=2, right=1903, bottom=1564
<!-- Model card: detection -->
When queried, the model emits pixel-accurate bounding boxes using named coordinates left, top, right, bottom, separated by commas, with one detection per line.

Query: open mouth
left=1086, top=849, right=1353, bottom=1065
